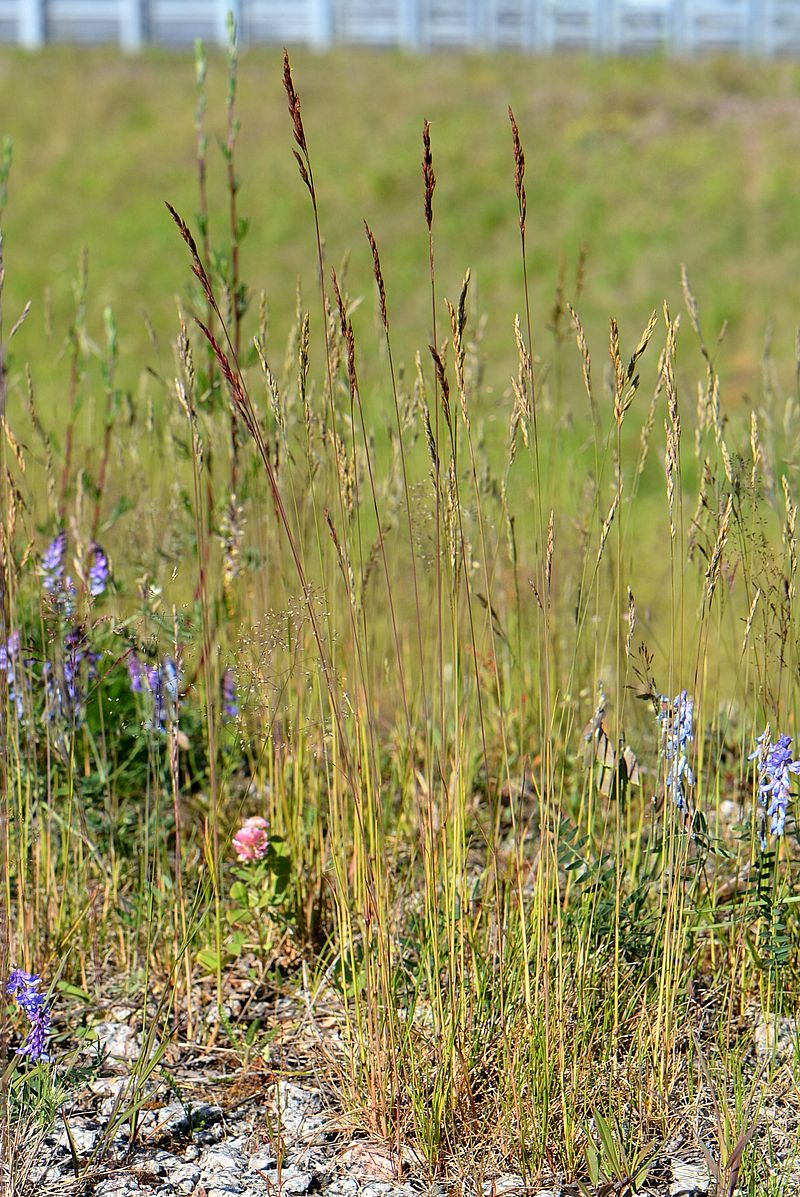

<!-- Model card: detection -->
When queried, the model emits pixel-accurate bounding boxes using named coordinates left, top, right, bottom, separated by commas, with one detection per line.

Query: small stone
left=273, top=1083, right=326, bottom=1141
left=481, top=1176, right=525, bottom=1196
left=170, top=1162, right=202, bottom=1193
left=132, top=1150, right=183, bottom=1178
left=93, top=1020, right=142, bottom=1062
left=671, top=1157, right=712, bottom=1196
left=278, top=1167, right=316, bottom=1195
left=95, top=1179, right=147, bottom=1197
left=754, top=1012, right=797, bottom=1061
left=154, top=1099, right=220, bottom=1138
left=53, top=1116, right=103, bottom=1155
left=201, top=1141, right=247, bottom=1172
left=358, top=1184, right=417, bottom=1197
left=249, top=1149, right=278, bottom=1172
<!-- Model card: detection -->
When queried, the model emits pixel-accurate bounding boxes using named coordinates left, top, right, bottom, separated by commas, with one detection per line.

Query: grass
left=3, top=35, right=800, bottom=1196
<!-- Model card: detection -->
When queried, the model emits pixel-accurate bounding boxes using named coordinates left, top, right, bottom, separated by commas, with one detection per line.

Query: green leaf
left=196, top=947, right=221, bottom=973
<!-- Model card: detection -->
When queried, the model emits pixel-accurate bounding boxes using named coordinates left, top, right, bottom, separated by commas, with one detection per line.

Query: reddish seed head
left=422, top=120, right=435, bottom=231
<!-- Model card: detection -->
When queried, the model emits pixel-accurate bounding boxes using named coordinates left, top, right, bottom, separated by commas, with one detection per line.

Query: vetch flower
left=88, top=542, right=110, bottom=597
left=750, top=727, right=800, bottom=842
left=232, top=815, right=269, bottom=862
left=657, top=689, right=694, bottom=812
left=19, top=1004, right=52, bottom=1061
left=0, top=630, right=24, bottom=718
left=42, top=626, right=101, bottom=726
left=6, top=967, right=51, bottom=1062
left=144, top=656, right=181, bottom=729
left=41, top=531, right=66, bottom=593
left=7, top=968, right=44, bottom=1013
left=42, top=532, right=77, bottom=615
left=127, top=650, right=144, bottom=694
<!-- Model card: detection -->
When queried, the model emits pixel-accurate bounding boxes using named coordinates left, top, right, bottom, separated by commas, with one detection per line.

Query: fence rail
left=6, top=0, right=800, bottom=53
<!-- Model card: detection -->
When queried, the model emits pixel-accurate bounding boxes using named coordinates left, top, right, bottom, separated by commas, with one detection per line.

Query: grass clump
left=3, top=33, right=800, bottom=1196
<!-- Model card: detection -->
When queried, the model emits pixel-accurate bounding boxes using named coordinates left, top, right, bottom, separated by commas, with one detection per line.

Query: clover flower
left=232, top=815, right=269, bottom=862
left=750, top=727, right=800, bottom=842
left=6, top=968, right=51, bottom=1062
left=88, top=542, right=110, bottom=597
left=222, top=667, right=238, bottom=719
left=657, top=689, right=694, bottom=812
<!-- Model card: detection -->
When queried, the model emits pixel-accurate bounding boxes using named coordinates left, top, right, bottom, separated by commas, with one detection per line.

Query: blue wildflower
left=44, top=626, right=100, bottom=726
left=7, top=968, right=44, bottom=1012
left=6, top=968, right=51, bottom=1062
left=222, top=667, right=238, bottom=719
left=750, top=728, right=800, bottom=842
left=88, top=542, right=110, bottom=597
left=41, top=531, right=66, bottom=593
left=144, top=657, right=180, bottom=729
left=127, top=650, right=144, bottom=694
left=19, top=1004, right=52, bottom=1061
left=0, top=630, right=24, bottom=719
left=657, top=689, right=694, bottom=812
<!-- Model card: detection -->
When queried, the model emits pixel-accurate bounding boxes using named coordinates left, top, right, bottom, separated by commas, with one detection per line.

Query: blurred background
left=3, top=2, right=800, bottom=426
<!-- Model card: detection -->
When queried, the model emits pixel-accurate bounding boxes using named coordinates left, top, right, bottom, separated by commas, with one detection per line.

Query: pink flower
left=232, top=816, right=270, bottom=862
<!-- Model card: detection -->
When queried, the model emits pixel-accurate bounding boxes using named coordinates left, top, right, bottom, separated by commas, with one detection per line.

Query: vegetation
left=3, top=34, right=800, bottom=1194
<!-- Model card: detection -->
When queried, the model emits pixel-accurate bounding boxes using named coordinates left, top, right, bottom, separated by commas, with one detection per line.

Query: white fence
left=4, top=0, right=800, bottom=53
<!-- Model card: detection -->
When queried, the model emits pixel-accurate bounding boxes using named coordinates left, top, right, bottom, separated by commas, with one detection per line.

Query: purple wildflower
left=0, top=630, right=24, bottom=718
left=7, top=968, right=51, bottom=1062
left=657, top=689, right=694, bottom=812
left=750, top=728, right=800, bottom=842
left=144, top=657, right=181, bottom=729
left=19, top=1004, right=52, bottom=1061
left=88, top=542, right=110, bottom=597
left=43, top=626, right=100, bottom=726
left=222, top=667, right=238, bottom=719
left=7, top=968, right=43, bottom=1012
left=41, top=531, right=66, bottom=593
left=127, top=650, right=144, bottom=694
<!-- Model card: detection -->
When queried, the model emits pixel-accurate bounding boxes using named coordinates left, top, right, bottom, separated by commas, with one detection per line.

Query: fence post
left=20, top=0, right=46, bottom=47
left=309, top=0, right=333, bottom=47
left=750, top=0, right=767, bottom=56
left=120, top=0, right=145, bottom=50
left=399, top=0, right=421, bottom=48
